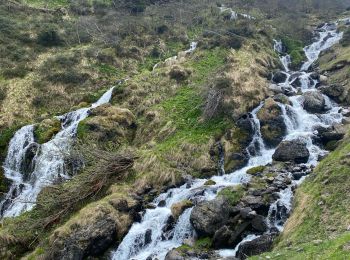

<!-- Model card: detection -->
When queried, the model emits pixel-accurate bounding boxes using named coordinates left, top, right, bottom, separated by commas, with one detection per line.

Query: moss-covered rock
left=34, top=118, right=61, bottom=144
left=78, top=104, right=137, bottom=145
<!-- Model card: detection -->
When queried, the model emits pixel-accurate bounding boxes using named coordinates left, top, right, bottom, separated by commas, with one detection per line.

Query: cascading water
left=113, top=19, right=348, bottom=260
left=0, top=87, right=115, bottom=218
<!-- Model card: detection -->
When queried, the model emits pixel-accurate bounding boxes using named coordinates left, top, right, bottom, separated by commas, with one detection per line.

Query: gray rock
left=190, top=197, right=233, bottom=236
left=273, top=139, right=310, bottom=164
left=302, top=91, right=327, bottom=113
left=319, top=84, right=344, bottom=103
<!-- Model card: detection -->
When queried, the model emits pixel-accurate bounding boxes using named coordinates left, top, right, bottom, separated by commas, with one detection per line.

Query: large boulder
left=272, top=139, right=310, bottom=163
left=302, top=91, right=327, bottom=113
left=190, top=197, right=233, bottom=236
left=257, top=98, right=286, bottom=147
left=236, top=235, right=274, bottom=259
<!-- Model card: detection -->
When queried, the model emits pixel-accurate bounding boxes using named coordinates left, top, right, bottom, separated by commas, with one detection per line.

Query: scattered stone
left=204, top=180, right=216, bottom=186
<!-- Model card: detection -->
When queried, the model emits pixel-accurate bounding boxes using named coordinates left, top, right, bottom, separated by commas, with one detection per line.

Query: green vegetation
left=281, top=36, right=306, bottom=69
left=247, top=165, right=266, bottom=175
left=218, top=185, right=246, bottom=206
left=34, top=119, right=61, bottom=144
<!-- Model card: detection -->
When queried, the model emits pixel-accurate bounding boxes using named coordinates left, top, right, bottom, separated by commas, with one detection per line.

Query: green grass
left=251, top=232, right=350, bottom=260
left=154, top=47, right=229, bottom=152
left=156, top=86, right=231, bottom=152
left=24, top=0, right=70, bottom=8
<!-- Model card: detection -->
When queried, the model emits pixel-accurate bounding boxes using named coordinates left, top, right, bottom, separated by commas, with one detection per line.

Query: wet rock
left=236, top=234, right=274, bottom=259
left=236, top=113, right=254, bottom=139
left=251, top=215, right=268, bottom=232
left=190, top=197, right=233, bottom=236
left=319, top=84, right=344, bottom=103
left=272, top=71, right=287, bottom=84
left=310, top=72, right=320, bottom=80
left=145, top=229, right=152, bottom=245
left=302, top=91, right=327, bottom=113
left=273, top=140, right=310, bottom=163
left=241, top=196, right=269, bottom=216
left=257, top=98, right=286, bottom=147
left=158, top=200, right=166, bottom=207
left=213, top=222, right=251, bottom=249
left=21, top=142, right=39, bottom=180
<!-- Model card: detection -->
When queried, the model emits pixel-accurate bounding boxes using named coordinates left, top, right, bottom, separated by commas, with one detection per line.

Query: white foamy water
left=0, top=87, right=115, bottom=218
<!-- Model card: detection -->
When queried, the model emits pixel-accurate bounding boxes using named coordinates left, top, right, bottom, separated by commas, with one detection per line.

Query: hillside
left=0, top=1, right=350, bottom=260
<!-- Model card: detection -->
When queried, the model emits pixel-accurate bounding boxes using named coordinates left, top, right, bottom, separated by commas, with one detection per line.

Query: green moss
left=195, top=237, right=212, bottom=249
left=246, top=165, right=266, bottom=175
left=204, top=179, right=216, bottom=186
left=34, top=119, right=61, bottom=144
left=218, top=185, right=246, bottom=206
left=281, top=36, right=306, bottom=69
left=77, top=120, right=90, bottom=139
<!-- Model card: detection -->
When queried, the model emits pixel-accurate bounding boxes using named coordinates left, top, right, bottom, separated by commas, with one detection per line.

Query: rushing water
left=111, top=20, right=347, bottom=260
left=0, top=87, right=115, bottom=218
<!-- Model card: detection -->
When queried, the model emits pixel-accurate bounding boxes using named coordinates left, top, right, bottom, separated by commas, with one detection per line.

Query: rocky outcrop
left=313, top=124, right=345, bottom=150
left=302, top=91, right=327, bottom=113
left=272, top=140, right=310, bottom=163
left=257, top=98, right=286, bottom=147
left=319, top=84, right=345, bottom=103
left=43, top=196, right=141, bottom=260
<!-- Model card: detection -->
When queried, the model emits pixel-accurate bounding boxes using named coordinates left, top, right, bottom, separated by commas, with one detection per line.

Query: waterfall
left=0, top=87, right=115, bottom=218
left=110, top=18, right=347, bottom=260
left=301, top=22, right=343, bottom=71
